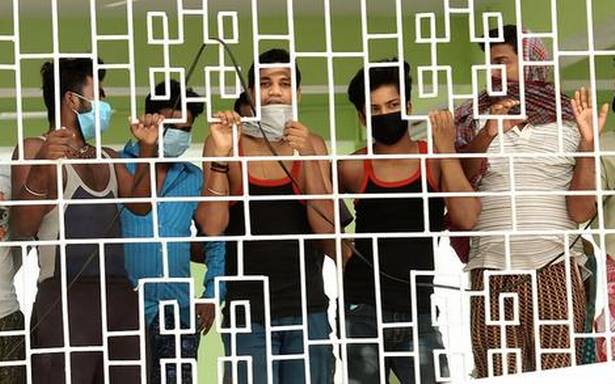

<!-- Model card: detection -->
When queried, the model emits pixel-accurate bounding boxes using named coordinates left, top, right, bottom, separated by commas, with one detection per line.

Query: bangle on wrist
left=210, top=162, right=230, bottom=174
left=207, top=187, right=228, bottom=196
left=24, top=183, right=47, bottom=198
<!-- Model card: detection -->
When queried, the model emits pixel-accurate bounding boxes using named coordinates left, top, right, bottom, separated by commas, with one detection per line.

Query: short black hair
left=41, top=58, right=106, bottom=124
left=233, top=91, right=251, bottom=114
left=145, top=79, right=204, bottom=120
left=248, top=48, right=302, bottom=89
left=479, top=24, right=518, bottom=54
left=347, top=58, right=412, bottom=113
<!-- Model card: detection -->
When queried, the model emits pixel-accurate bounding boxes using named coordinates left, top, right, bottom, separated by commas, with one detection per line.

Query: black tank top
left=223, top=160, right=328, bottom=325
left=344, top=141, right=445, bottom=314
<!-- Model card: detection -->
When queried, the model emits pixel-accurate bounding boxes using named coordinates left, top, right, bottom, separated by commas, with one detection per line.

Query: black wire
left=212, top=37, right=469, bottom=291
left=215, top=37, right=599, bottom=298
left=8, top=39, right=596, bottom=358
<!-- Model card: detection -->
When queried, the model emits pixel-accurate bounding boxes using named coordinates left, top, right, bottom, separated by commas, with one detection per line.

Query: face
left=490, top=44, right=519, bottom=82
left=160, top=108, right=194, bottom=133
left=250, top=67, right=300, bottom=106
left=359, top=84, right=411, bottom=125
left=67, top=76, right=107, bottom=113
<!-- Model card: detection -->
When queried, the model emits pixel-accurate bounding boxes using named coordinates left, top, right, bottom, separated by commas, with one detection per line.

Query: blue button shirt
left=120, top=141, right=225, bottom=326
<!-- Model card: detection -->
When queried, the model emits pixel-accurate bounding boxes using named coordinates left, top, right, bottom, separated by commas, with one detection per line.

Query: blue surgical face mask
left=163, top=127, right=192, bottom=157
left=72, top=93, right=112, bottom=141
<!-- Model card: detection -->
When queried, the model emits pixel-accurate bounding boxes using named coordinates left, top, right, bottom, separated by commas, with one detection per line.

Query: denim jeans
left=147, top=307, right=200, bottom=384
left=345, top=304, right=449, bottom=384
left=222, top=312, right=333, bottom=384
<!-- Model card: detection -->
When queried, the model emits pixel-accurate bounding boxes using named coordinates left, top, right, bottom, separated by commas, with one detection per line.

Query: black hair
left=145, top=79, right=204, bottom=120
left=479, top=24, right=518, bottom=54
left=347, top=58, right=412, bottom=113
left=233, top=91, right=251, bottom=114
left=41, top=57, right=106, bottom=124
left=248, top=48, right=302, bottom=89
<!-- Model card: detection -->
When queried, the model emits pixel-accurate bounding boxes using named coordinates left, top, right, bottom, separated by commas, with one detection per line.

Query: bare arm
left=195, top=111, right=240, bottom=236
left=431, top=110, right=481, bottom=229
left=113, top=114, right=164, bottom=215
left=10, top=131, right=73, bottom=238
left=567, top=88, right=609, bottom=223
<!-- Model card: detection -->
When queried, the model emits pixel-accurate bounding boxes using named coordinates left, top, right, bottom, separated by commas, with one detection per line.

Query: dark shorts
left=0, top=310, right=25, bottom=384
left=30, top=277, right=141, bottom=384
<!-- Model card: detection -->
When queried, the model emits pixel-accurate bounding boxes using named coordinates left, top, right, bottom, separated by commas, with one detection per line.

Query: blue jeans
left=345, top=304, right=449, bottom=384
left=222, top=312, right=333, bottom=384
left=147, top=307, right=200, bottom=384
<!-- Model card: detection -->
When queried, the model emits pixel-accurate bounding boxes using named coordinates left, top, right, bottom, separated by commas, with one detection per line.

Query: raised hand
left=485, top=98, right=524, bottom=137
left=571, top=87, right=609, bottom=143
left=284, top=121, right=315, bottom=155
left=130, top=113, right=164, bottom=147
left=210, top=111, right=240, bottom=157
left=429, top=110, right=456, bottom=154
left=36, top=128, right=76, bottom=160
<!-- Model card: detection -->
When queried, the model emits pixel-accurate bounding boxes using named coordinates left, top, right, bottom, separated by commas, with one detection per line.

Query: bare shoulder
left=102, top=146, right=119, bottom=158
left=308, top=133, right=329, bottom=155
left=338, top=147, right=367, bottom=193
left=14, top=137, right=45, bottom=160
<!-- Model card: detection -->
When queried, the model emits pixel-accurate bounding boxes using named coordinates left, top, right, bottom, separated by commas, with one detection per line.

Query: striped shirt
left=465, top=121, right=586, bottom=271
left=120, top=141, right=225, bottom=326
left=593, top=131, right=615, bottom=256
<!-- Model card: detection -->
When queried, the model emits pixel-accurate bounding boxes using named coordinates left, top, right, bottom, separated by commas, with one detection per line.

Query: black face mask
left=370, top=111, right=408, bottom=145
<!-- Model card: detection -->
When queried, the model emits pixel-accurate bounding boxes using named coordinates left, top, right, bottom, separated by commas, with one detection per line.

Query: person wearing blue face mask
left=10, top=57, right=164, bottom=384
left=119, top=80, right=226, bottom=384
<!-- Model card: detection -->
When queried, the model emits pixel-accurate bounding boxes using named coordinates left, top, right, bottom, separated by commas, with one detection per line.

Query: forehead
left=490, top=44, right=517, bottom=58
left=259, top=67, right=292, bottom=80
left=370, top=84, right=401, bottom=104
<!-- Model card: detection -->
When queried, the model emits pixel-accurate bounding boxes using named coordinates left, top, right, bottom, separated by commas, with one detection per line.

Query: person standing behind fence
left=119, top=79, right=226, bottom=384
left=0, top=164, right=25, bottom=384
left=454, top=25, right=609, bottom=377
left=197, top=48, right=337, bottom=384
left=10, top=57, right=163, bottom=384
left=338, top=59, right=480, bottom=383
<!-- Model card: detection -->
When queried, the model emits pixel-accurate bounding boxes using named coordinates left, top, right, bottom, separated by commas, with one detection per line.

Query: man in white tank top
left=10, top=58, right=164, bottom=384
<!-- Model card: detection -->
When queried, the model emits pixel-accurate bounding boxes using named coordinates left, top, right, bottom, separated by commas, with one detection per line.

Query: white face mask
left=242, top=104, right=293, bottom=142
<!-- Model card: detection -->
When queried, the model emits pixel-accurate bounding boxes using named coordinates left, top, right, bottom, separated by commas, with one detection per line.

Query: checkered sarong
left=470, top=262, right=586, bottom=378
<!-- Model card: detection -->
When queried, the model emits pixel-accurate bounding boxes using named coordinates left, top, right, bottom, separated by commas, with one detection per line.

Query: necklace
left=69, top=143, right=95, bottom=159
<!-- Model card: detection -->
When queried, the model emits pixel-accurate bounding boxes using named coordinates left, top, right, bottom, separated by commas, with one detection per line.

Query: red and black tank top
left=222, top=158, right=328, bottom=325
left=344, top=141, right=445, bottom=314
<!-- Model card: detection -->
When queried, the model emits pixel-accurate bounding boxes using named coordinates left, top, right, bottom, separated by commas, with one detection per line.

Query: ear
left=358, top=110, right=366, bottom=126
left=248, top=88, right=257, bottom=107
left=406, top=102, right=412, bottom=115
left=296, top=87, right=302, bottom=103
left=64, top=91, right=80, bottom=111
